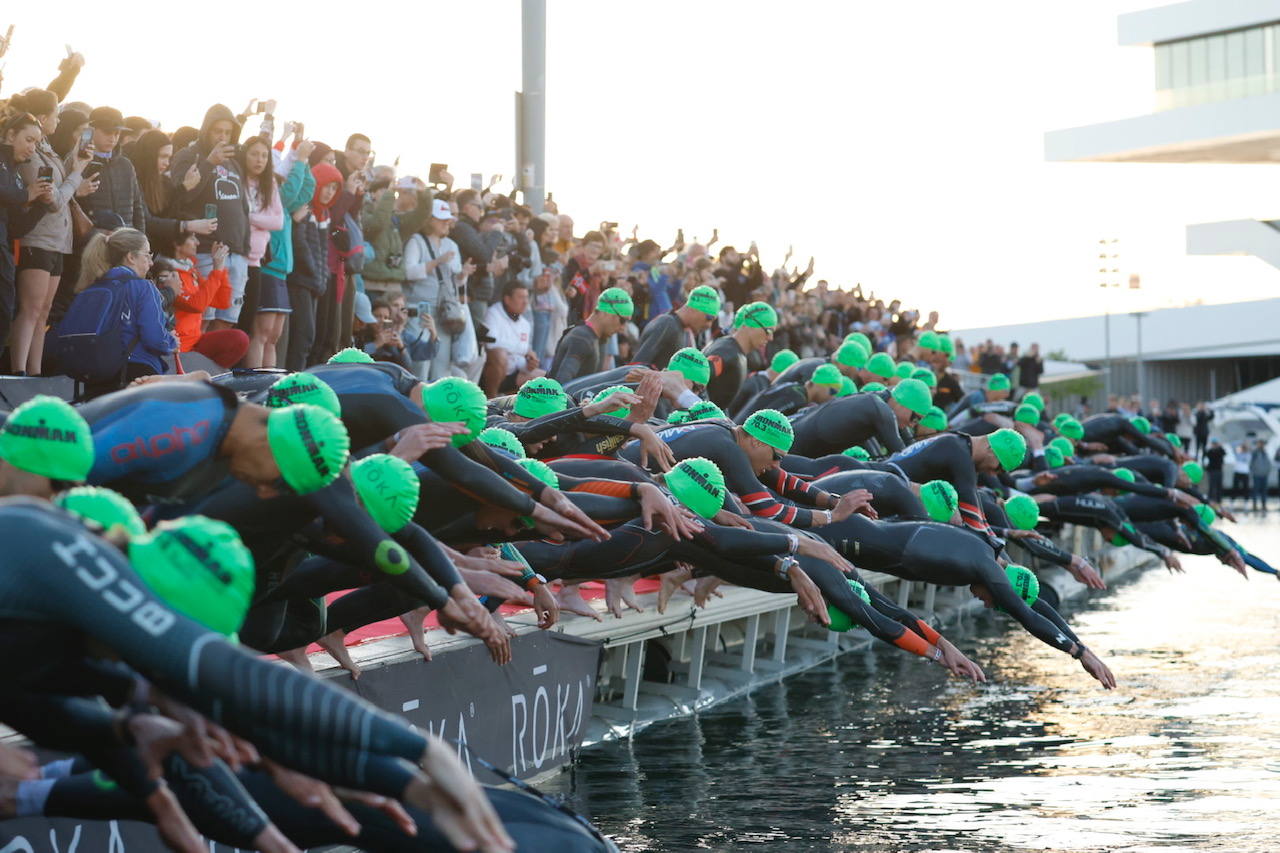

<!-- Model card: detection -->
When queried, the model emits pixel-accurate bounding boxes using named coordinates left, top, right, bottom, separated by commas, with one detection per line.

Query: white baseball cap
left=431, top=199, right=454, bottom=220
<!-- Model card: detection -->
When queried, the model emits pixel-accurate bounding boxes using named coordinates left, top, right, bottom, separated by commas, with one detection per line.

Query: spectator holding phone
left=450, top=188, right=496, bottom=329
left=240, top=135, right=283, bottom=367
left=258, top=135, right=315, bottom=369
left=404, top=199, right=462, bottom=381
left=285, top=162, right=341, bottom=370
left=159, top=232, right=248, bottom=369
left=77, top=106, right=146, bottom=232
left=1, top=112, right=56, bottom=354
left=168, top=104, right=250, bottom=331
left=127, top=129, right=217, bottom=255
left=10, top=90, right=92, bottom=376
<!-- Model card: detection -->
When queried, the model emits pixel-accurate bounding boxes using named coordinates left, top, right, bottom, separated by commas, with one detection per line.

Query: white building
left=1045, top=0, right=1280, bottom=269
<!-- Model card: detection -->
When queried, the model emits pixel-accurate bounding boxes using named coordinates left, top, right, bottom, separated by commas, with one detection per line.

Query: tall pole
left=520, top=0, right=546, bottom=214
left=1104, top=310, right=1111, bottom=399
left=1131, top=311, right=1147, bottom=405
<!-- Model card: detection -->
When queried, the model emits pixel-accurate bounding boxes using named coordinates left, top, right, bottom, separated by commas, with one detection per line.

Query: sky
left=3, top=1, right=1277, bottom=329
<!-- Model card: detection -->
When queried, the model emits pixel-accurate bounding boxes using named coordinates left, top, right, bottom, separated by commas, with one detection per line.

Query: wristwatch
left=775, top=556, right=799, bottom=580
left=520, top=568, right=547, bottom=590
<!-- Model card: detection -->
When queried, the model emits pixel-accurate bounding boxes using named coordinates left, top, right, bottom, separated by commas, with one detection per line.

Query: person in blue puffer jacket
left=72, top=227, right=177, bottom=395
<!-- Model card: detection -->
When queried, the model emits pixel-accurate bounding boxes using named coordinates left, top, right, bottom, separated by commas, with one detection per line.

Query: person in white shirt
left=403, top=199, right=463, bottom=380
left=482, top=280, right=544, bottom=395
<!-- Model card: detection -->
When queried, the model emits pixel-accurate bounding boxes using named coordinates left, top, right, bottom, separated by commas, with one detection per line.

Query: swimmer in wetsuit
left=703, top=301, right=777, bottom=409
left=788, top=378, right=933, bottom=458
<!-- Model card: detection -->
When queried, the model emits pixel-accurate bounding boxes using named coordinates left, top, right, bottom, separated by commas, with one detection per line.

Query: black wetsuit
left=732, top=381, right=813, bottom=423
left=1036, top=494, right=1169, bottom=560
left=703, top=334, right=749, bottom=409
left=771, top=357, right=825, bottom=387
left=725, top=370, right=772, bottom=421
left=548, top=324, right=605, bottom=385
left=1022, top=464, right=1172, bottom=499
left=0, top=501, right=430, bottom=797
left=789, top=393, right=905, bottom=458
left=885, top=433, right=996, bottom=542
left=1082, top=414, right=1177, bottom=458
left=632, top=310, right=692, bottom=367
left=978, top=489, right=1075, bottom=569
left=810, top=469, right=929, bottom=520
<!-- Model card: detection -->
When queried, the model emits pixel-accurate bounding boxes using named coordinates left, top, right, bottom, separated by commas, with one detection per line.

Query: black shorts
left=17, top=246, right=64, bottom=276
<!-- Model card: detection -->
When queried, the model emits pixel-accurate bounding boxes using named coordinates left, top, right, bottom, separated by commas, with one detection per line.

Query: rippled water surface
left=548, top=518, right=1280, bottom=852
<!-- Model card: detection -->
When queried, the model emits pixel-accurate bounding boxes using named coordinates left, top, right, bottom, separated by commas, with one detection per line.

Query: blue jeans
left=1252, top=474, right=1269, bottom=508
left=196, top=252, right=250, bottom=323
left=531, top=310, right=551, bottom=364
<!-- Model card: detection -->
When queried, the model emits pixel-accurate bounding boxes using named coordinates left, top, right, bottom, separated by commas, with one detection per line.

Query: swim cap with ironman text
left=328, top=347, right=374, bottom=364
left=1014, top=404, right=1040, bottom=425
left=920, top=405, right=947, bottom=431
left=592, top=385, right=633, bottom=419
left=1005, top=565, right=1039, bottom=606
left=668, top=347, right=711, bottom=386
left=478, top=427, right=525, bottom=458
left=1044, top=446, right=1065, bottom=468
left=1058, top=417, right=1084, bottom=441
left=734, top=301, right=778, bottom=329
left=595, top=287, right=634, bottom=318
left=513, top=376, right=568, bottom=419
left=743, top=409, right=794, bottom=453
left=986, top=373, right=1011, bottom=392
left=685, top=285, right=721, bottom=317
left=422, top=377, right=487, bottom=446
left=860, top=382, right=887, bottom=394
left=920, top=479, right=959, bottom=522
left=267, top=373, right=341, bottom=417
left=266, top=404, right=351, bottom=494
left=665, top=457, right=726, bottom=519
left=0, top=395, right=94, bottom=481
left=687, top=400, right=727, bottom=421
left=350, top=454, right=420, bottom=534
left=129, top=515, right=255, bottom=637
left=891, top=378, right=933, bottom=416
left=911, top=367, right=937, bottom=388
left=56, top=486, right=145, bottom=537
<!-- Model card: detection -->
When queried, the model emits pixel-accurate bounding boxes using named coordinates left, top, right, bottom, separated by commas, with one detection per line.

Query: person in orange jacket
left=157, top=230, right=248, bottom=367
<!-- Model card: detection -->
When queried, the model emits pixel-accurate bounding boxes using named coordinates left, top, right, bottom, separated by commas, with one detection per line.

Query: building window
left=1155, top=21, right=1280, bottom=109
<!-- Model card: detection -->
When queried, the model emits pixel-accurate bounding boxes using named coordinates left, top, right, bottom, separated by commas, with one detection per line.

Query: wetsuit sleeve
left=720, top=448, right=816, bottom=527
left=393, top=523, right=464, bottom=591
left=424, top=444, right=538, bottom=514
left=870, top=397, right=906, bottom=453
left=554, top=470, right=640, bottom=499
left=1032, top=598, right=1080, bottom=646
left=690, top=522, right=798, bottom=558
left=501, top=407, right=595, bottom=445
left=762, top=467, right=830, bottom=507
left=632, top=316, right=681, bottom=366
left=987, top=575, right=1075, bottom=653
left=1008, top=532, right=1074, bottom=568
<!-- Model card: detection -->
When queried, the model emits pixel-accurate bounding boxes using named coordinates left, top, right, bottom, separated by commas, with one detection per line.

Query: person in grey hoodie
left=168, top=104, right=251, bottom=330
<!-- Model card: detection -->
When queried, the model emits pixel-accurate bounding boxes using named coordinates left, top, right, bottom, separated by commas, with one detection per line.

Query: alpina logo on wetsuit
left=6, top=424, right=80, bottom=442
left=294, top=409, right=332, bottom=478
left=109, top=421, right=211, bottom=463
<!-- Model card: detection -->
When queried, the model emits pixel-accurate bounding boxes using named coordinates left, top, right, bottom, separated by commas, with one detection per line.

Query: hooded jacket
left=262, top=153, right=315, bottom=280
left=288, top=163, right=341, bottom=296
left=78, top=146, right=146, bottom=233
left=168, top=104, right=250, bottom=256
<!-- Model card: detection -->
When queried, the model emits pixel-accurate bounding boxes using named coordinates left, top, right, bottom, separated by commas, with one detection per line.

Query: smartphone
left=204, top=203, right=218, bottom=220
left=603, top=261, right=618, bottom=272
left=470, top=173, right=483, bottom=191
left=429, top=163, right=448, bottom=184
left=255, top=100, right=267, bottom=114
left=83, top=161, right=103, bottom=181
left=37, top=166, right=53, bottom=184
left=80, top=127, right=93, bottom=147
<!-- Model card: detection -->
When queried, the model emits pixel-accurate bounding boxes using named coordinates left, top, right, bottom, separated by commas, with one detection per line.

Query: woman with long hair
left=0, top=112, right=55, bottom=355
left=239, top=135, right=283, bottom=367
left=127, top=129, right=216, bottom=250
left=8, top=90, right=96, bottom=376
left=72, top=227, right=177, bottom=396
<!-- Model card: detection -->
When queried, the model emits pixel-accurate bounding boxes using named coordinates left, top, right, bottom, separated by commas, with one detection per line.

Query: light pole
left=519, top=0, right=546, bottom=213
left=1097, top=238, right=1120, bottom=398
left=1131, top=311, right=1147, bottom=405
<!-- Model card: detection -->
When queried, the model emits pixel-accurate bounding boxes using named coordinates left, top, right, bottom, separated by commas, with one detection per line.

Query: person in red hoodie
left=284, top=160, right=341, bottom=369
left=160, top=230, right=249, bottom=368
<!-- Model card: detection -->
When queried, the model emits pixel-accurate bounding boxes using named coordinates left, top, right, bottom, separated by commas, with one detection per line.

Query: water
left=549, top=518, right=1280, bottom=852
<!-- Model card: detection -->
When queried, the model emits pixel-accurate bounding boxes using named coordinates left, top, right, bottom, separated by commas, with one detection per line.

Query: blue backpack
left=52, top=280, right=138, bottom=383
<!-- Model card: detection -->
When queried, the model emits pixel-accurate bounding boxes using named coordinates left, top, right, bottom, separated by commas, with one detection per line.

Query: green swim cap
left=1112, top=467, right=1135, bottom=483
left=1022, top=392, right=1045, bottom=412
left=866, top=352, right=895, bottom=380
left=0, top=395, right=94, bottom=481
left=1130, top=416, right=1152, bottom=434
left=1053, top=412, right=1071, bottom=429
left=986, top=373, right=1011, bottom=392
left=668, top=347, right=711, bottom=386
left=1182, top=461, right=1204, bottom=484
left=920, top=479, right=959, bottom=522
left=350, top=453, right=420, bottom=534
left=478, top=426, right=525, bottom=458
left=667, top=409, right=691, bottom=424
left=860, top=381, right=887, bottom=394
left=513, top=376, right=568, bottom=420
left=1195, top=503, right=1216, bottom=526
left=843, top=445, right=871, bottom=460
left=837, top=376, right=857, bottom=397
left=938, top=334, right=955, bottom=359
left=685, top=285, right=721, bottom=317
left=1003, top=494, right=1041, bottom=531
left=834, top=341, right=869, bottom=369
left=595, top=287, right=634, bottom=318
left=891, top=378, right=932, bottom=417
left=894, top=361, right=914, bottom=379
left=55, top=486, right=145, bottom=537
left=1110, top=532, right=1131, bottom=547
left=517, top=457, right=560, bottom=489
left=267, top=404, right=351, bottom=494
left=770, top=349, right=799, bottom=375
left=423, top=377, right=487, bottom=447
left=267, top=373, right=341, bottom=417
left=827, top=578, right=871, bottom=633
left=1049, top=437, right=1074, bottom=459
left=988, top=428, right=1027, bottom=472
left=916, top=330, right=941, bottom=352
left=1014, top=404, right=1040, bottom=425
left=734, top=301, right=778, bottom=329
left=664, top=456, right=726, bottom=519
left=1044, top=446, right=1065, bottom=468
left=1005, top=564, right=1039, bottom=606
left=1058, top=418, right=1084, bottom=441
left=920, top=406, right=947, bottom=431
left=844, top=332, right=872, bottom=351
left=592, top=385, right=633, bottom=419
left=129, top=516, right=254, bottom=637
left=911, top=367, right=937, bottom=389
left=687, top=400, right=726, bottom=422
left=743, top=409, right=794, bottom=453
left=811, top=364, right=843, bottom=389
left=1165, top=432, right=1183, bottom=448
left=328, top=347, right=373, bottom=364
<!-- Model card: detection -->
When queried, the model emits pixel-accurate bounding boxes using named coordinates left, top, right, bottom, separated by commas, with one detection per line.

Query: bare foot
left=605, top=576, right=645, bottom=619
left=658, top=565, right=694, bottom=614
left=554, top=583, right=603, bottom=621
left=693, top=576, right=724, bottom=608
left=399, top=607, right=433, bottom=662
left=316, top=631, right=362, bottom=679
left=276, top=647, right=314, bottom=673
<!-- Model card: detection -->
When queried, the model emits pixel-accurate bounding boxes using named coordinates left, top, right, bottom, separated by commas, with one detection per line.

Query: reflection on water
left=549, top=519, right=1280, bottom=851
